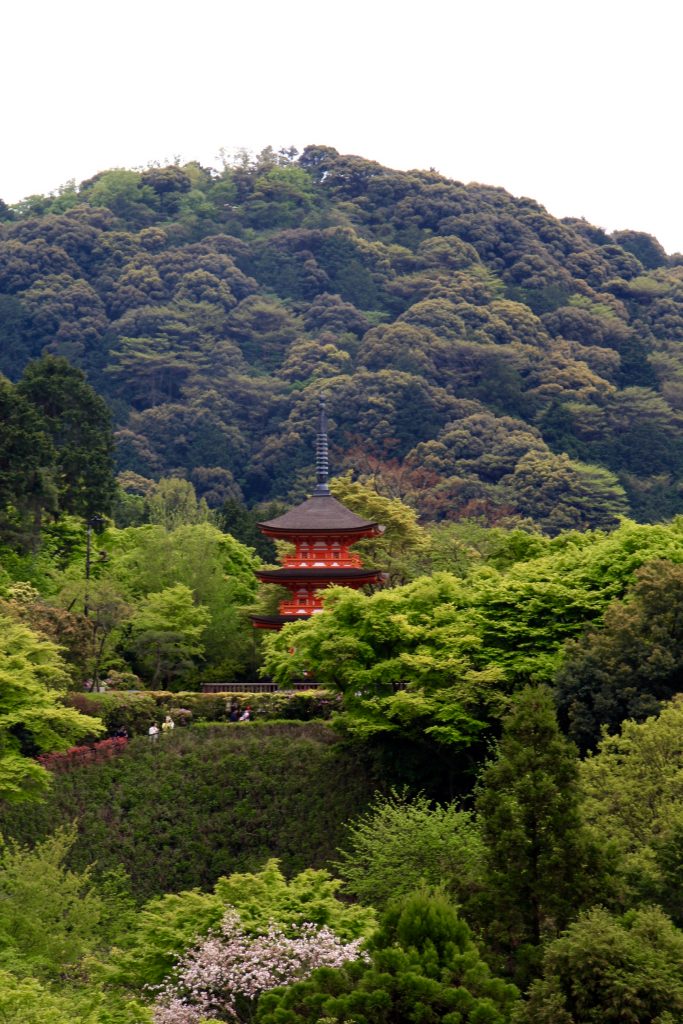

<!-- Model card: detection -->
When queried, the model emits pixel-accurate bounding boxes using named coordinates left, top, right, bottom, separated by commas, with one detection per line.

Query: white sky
left=3, top=0, right=682, bottom=253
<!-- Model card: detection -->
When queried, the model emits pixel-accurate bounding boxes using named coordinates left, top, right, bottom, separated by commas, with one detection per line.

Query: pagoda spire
left=313, top=395, right=330, bottom=496
left=251, top=395, right=386, bottom=631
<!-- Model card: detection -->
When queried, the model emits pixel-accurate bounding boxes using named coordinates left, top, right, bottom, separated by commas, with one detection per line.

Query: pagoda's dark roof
left=250, top=613, right=312, bottom=629
left=256, top=568, right=383, bottom=582
left=258, top=493, right=383, bottom=535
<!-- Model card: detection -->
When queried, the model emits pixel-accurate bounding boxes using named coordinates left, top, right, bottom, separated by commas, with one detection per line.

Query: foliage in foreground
left=521, top=906, right=683, bottom=1024
left=109, top=858, right=375, bottom=992
left=0, top=826, right=149, bottom=1023
left=257, top=891, right=520, bottom=1024
left=0, top=612, right=102, bottom=802
left=153, top=910, right=367, bottom=1024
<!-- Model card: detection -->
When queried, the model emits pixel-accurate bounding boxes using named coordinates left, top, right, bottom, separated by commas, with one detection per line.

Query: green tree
left=0, top=375, right=56, bottom=548
left=108, top=521, right=259, bottom=679
left=20, top=273, right=107, bottom=364
left=521, top=906, right=683, bottom=1024
left=329, top=473, right=430, bottom=585
left=127, top=583, right=209, bottom=688
left=145, top=476, right=209, bottom=530
left=263, top=521, right=683, bottom=764
left=0, top=826, right=106, bottom=980
left=109, top=859, right=375, bottom=992
left=475, top=686, right=610, bottom=985
left=0, top=614, right=102, bottom=802
left=217, top=498, right=278, bottom=562
left=17, top=356, right=115, bottom=518
left=262, top=572, right=508, bottom=755
left=555, top=560, right=683, bottom=751
left=580, top=697, right=683, bottom=917
left=335, top=789, right=484, bottom=913
left=499, top=450, right=629, bottom=535
left=79, top=168, right=158, bottom=226
left=257, top=891, right=520, bottom=1024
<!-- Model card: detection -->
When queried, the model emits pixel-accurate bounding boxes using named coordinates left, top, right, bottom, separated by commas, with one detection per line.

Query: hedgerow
left=61, top=690, right=341, bottom=736
left=1, top=724, right=379, bottom=901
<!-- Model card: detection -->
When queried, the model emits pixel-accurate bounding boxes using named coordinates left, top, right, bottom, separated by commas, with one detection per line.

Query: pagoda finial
left=313, top=394, right=330, bottom=495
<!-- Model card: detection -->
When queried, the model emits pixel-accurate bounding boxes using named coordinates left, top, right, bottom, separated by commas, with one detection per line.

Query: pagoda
left=251, top=398, right=385, bottom=630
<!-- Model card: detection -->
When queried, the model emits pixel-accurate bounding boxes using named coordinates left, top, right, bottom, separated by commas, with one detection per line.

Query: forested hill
left=2, top=145, right=683, bottom=531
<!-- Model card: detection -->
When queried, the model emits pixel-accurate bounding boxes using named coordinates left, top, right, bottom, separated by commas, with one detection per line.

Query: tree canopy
left=3, top=147, right=683, bottom=531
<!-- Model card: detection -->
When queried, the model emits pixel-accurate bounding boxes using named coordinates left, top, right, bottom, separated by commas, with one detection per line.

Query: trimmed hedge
left=0, top=724, right=380, bottom=901
left=62, top=690, right=342, bottom=737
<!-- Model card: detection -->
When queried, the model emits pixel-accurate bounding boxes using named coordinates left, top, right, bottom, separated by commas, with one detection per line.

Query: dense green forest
left=3, top=149, right=683, bottom=1022
left=2, top=145, right=683, bottom=531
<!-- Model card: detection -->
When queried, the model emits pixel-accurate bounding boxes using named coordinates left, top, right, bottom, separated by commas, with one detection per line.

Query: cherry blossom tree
left=152, top=910, right=367, bottom=1024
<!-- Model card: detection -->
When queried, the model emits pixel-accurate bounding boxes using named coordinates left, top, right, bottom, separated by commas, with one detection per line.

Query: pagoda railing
left=283, top=553, right=362, bottom=568
left=278, top=597, right=324, bottom=615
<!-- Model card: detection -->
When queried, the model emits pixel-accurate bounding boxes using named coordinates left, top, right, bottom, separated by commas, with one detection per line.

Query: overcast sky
left=4, top=0, right=681, bottom=253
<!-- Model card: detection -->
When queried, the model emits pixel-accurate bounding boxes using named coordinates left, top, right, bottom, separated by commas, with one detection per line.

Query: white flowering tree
left=152, top=910, right=367, bottom=1024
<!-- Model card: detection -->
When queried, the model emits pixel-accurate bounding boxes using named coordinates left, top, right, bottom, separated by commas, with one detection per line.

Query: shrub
left=36, top=737, right=128, bottom=772
left=0, top=725, right=380, bottom=900
left=61, top=690, right=341, bottom=736
left=62, top=691, right=159, bottom=736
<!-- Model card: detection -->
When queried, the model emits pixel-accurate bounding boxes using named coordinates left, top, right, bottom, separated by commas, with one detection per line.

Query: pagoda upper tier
left=251, top=398, right=385, bottom=630
left=257, top=493, right=382, bottom=541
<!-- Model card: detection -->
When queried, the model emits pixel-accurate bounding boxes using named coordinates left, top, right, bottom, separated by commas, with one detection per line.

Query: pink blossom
left=152, top=909, right=367, bottom=1023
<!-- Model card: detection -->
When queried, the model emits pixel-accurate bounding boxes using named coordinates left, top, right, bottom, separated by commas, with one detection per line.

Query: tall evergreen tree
left=17, top=356, right=115, bottom=518
left=475, top=686, right=610, bottom=986
left=0, top=375, right=56, bottom=549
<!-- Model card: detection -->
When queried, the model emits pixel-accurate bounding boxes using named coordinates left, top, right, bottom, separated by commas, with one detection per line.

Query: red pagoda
left=251, top=398, right=385, bottom=630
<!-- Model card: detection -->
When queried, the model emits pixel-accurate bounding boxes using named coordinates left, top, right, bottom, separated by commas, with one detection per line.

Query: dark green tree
left=17, top=356, right=116, bottom=517
left=555, top=560, right=683, bottom=751
left=475, top=686, right=611, bottom=986
left=216, top=498, right=278, bottom=562
left=0, top=376, right=56, bottom=548
left=521, top=906, right=683, bottom=1024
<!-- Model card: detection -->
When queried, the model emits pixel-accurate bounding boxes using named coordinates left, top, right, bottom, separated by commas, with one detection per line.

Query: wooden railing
left=278, top=598, right=324, bottom=615
left=282, top=554, right=362, bottom=568
left=201, top=682, right=279, bottom=693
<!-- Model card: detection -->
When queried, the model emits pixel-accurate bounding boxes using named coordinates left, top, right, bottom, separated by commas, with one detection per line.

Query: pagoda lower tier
left=253, top=566, right=384, bottom=630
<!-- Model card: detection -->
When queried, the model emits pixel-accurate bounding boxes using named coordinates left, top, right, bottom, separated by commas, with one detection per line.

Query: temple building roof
left=256, top=566, right=384, bottom=583
left=257, top=493, right=383, bottom=537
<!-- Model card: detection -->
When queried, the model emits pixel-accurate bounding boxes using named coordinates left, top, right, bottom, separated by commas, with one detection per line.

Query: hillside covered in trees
left=6, top=149, right=683, bottom=1024
left=2, top=145, right=683, bottom=533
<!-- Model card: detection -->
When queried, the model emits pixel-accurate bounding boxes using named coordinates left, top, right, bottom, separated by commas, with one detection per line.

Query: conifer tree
left=17, top=355, right=115, bottom=518
left=475, top=686, right=610, bottom=986
left=0, top=375, right=56, bottom=548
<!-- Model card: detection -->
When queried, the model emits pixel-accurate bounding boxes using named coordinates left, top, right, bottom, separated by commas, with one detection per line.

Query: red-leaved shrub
left=37, top=736, right=128, bottom=772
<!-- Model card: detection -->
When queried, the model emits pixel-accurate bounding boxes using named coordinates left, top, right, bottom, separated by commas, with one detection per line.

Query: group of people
left=229, top=701, right=252, bottom=722
left=148, top=715, right=175, bottom=740
left=147, top=705, right=252, bottom=739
